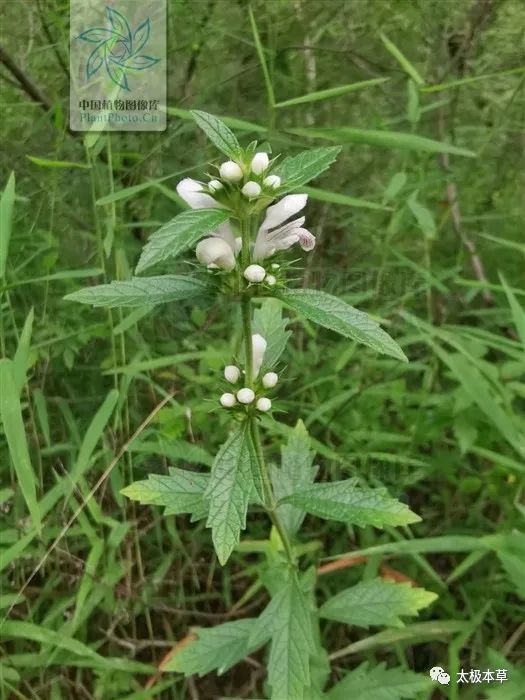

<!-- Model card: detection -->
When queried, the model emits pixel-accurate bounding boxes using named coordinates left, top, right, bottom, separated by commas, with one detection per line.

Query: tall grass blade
left=0, top=358, right=41, bottom=533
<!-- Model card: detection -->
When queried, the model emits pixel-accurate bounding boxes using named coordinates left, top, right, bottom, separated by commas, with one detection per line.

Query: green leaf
left=0, top=359, right=41, bottom=533
left=407, top=191, right=436, bottom=238
left=167, top=107, right=266, bottom=133
left=0, top=620, right=153, bottom=673
left=248, top=5, right=275, bottom=107
left=279, top=480, right=420, bottom=528
left=277, top=288, right=407, bottom=362
left=277, top=146, right=341, bottom=193
left=275, top=78, right=389, bottom=108
left=26, top=156, right=91, bottom=169
left=190, top=110, right=243, bottom=160
left=320, top=578, right=437, bottom=628
left=135, top=208, right=230, bottom=274
left=68, top=389, right=119, bottom=495
left=500, top=272, right=525, bottom=351
left=328, top=661, right=432, bottom=700
left=420, top=65, right=525, bottom=93
left=287, top=126, right=476, bottom=157
left=252, top=298, right=291, bottom=368
left=303, top=185, right=390, bottom=211
left=249, top=574, right=316, bottom=700
left=13, top=307, right=34, bottom=392
left=64, top=275, right=213, bottom=308
left=122, top=468, right=209, bottom=522
left=205, top=422, right=257, bottom=564
left=380, top=33, right=425, bottom=86
left=0, top=171, right=15, bottom=279
left=165, top=618, right=265, bottom=675
left=272, top=420, right=317, bottom=537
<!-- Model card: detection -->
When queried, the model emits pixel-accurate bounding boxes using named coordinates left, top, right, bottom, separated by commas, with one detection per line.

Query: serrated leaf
left=205, top=422, right=257, bottom=565
left=249, top=574, right=316, bottom=700
left=320, top=578, right=437, bottom=628
left=276, top=146, right=341, bottom=193
left=252, top=298, right=291, bottom=368
left=277, top=288, right=407, bottom=362
left=279, top=480, right=420, bottom=528
left=328, top=661, right=432, bottom=700
left=65, top=275, right=213, bottom=308
left=165, top=618, right=266, bottom=676
left=272, top=420, right=317, bottom=537
left=122, top=468, right=209, bottom=522
left=191, top=110, right=243, bottom=160
left=135, top=208, right=230, bottom=274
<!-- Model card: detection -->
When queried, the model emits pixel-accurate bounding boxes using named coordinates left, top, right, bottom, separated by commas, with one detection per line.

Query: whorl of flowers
left=220, top=334, right=277, bottom=413
left=176, top=150, right=316, bottom=280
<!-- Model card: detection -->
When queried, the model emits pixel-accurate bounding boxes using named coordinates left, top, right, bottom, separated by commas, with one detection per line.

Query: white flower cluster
left=219, top=333, right=278, bottom=412
left=176, top=151, right=315, bottom=273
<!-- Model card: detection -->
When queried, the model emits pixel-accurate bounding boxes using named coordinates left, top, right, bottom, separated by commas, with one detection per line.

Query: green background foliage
left=0, top=0, right=524, bottom=698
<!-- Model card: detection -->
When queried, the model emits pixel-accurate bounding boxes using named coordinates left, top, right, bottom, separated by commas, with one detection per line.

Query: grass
left=1, top=0, right=524, bottom=698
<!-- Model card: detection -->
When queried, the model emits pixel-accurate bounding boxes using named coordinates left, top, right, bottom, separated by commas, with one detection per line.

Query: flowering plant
left=67, top=112, right=437, bottom=698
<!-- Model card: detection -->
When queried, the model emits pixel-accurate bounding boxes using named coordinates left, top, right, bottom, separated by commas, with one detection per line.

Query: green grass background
left=0, top=0, right=524, bottom=698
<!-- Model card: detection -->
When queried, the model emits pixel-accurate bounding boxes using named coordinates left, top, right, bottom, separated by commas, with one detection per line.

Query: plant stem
left=250, top=417, right=296, bottom=566
left=240, top=214, right=296, bottom=567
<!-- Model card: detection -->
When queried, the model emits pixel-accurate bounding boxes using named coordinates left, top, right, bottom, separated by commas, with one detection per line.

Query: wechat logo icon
left=430, top=667, right=451, bottom=685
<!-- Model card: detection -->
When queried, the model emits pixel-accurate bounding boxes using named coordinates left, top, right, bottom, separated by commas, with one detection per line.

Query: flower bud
left=271, top=263, right=280, bottom=270
left=242, top=181, right=261, bottom=198
left=224, top=365, right=240, bottom=383
left=252, top=333, right=267, bottom=379
left=262, top=371, right=278, bottom=388
left=196, top=238, right=235, bottom=271
left=263, top=174, right=281, bottom=189
left=251, top=152, right=270, bottom=174
left=220, top=392, right=236, bottom=408
left=208, top=179, right=223, bottom=191
left=219, top=161, right=243, bottom=182
left=237, top=387, right=255, bottom=404
left=244, top=264, right=266, bottom=283
left=265, top=274, right=276, bottom=286
left=256, top=397, right=272, bottom=412
left=235, top=237, right=242, bottom=253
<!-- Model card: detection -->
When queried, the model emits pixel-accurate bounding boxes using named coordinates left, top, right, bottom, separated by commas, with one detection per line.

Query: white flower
left=262, top=371, right=278, bottom=388
left=253, top=194, right=315, bottom=260
left=220, top=392, right=236, bottom=408
left=177, top=178, right=223, bottom=210
left=208, top=179, right=223, bottom=191
left=242, top=181, right=262, bottom=198
left=256, top=397, right=272, bottom=412
left=251, top=152, right=269, bottom=174
left=244, top=264, right=266, bottom=283
left=265, top=274, right=276, bottom=286
left=219, top=161, right=243, bottom=182
left=224, top=365, right=240, bottom=383
left=237, top=387, right=255, bottom=404
left=252, top=333, right=267, bottom=379
left=196, top=237, right=235, bottom=271
left=263, top=174, right=281, bottom=188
